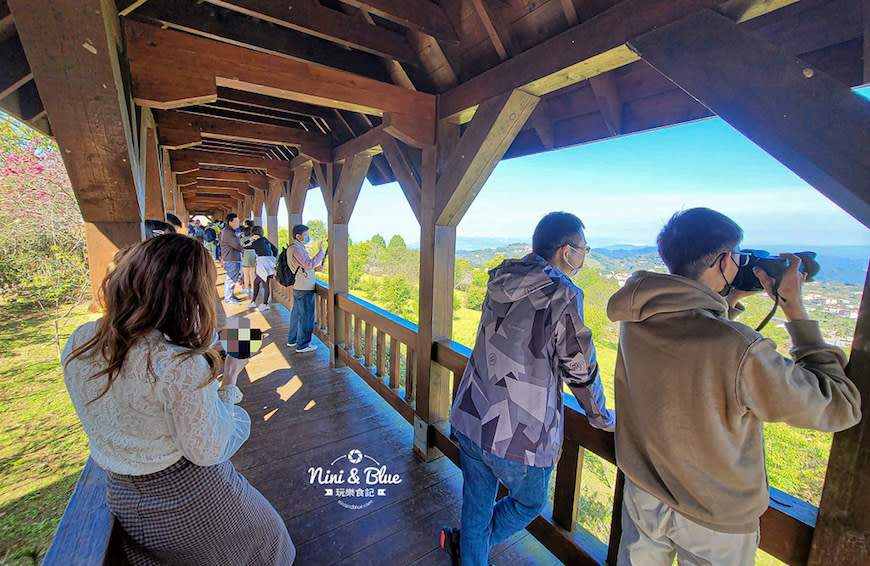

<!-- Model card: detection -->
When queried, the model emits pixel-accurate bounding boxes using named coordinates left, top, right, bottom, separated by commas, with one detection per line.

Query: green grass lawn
left=0, top=301, right=97, bottom=565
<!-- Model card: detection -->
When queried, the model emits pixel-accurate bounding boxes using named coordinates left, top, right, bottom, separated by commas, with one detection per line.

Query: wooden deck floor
left=217, top=281, right=561, bottom=565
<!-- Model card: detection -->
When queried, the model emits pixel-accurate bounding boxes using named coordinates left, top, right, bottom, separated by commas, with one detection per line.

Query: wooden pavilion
left=1, top=0, right=868, bottom=563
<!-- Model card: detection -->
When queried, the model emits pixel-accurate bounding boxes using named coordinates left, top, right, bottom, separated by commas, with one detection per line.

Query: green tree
left=307, top=219, right=328, bottom=242
left=377, top=275, right=413, bottom=315
left=454, top=258, right=473, bottom=290
left=388, top=234, right=406, bottom=249
left=371, top=234, right=386, bottom=248
left=465, top=269, right=490, bottom=310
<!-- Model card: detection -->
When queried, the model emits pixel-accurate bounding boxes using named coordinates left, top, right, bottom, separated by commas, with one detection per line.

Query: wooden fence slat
left=552, top=441, right=585, bottom=531
left=365, top=321, right=374, bottom=368
left=405, top=347, right=415, bottom=403
left=354, top=314, right=362, bottom=358
left=376, top=329, right=386, bottom=378
left=344, top=310, right=352, bottom=349
left=389, top=337, right=399, bottom=389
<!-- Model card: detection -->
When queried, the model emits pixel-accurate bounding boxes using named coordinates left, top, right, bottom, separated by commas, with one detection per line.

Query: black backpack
left=276, top=246, right=302, bottom=286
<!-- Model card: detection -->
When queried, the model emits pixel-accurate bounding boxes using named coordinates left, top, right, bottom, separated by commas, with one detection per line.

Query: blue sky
left=281, top=89, right=870, bottom=250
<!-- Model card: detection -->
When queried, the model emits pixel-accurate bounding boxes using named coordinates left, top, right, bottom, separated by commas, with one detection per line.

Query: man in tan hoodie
left=607, top=207, right=861, bottom=565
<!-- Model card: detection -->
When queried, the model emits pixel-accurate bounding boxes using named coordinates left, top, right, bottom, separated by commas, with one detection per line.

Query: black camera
left=731, top=250, right=820, bottom=292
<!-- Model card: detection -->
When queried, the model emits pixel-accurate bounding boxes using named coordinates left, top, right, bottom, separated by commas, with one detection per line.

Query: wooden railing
left=309, top=289, right=820, bottom=566
left=48, top=281, right=818, bottom=565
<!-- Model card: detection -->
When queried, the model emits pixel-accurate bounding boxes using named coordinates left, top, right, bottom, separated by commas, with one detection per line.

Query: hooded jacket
left=449, top=254, right=614, bottom=468
left=607, top=270, right=861, bottom=533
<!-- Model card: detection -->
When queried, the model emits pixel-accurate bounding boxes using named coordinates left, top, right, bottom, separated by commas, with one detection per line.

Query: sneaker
left=296, top=345, right=316, bottom=353
left=286, top=342, right=296, bottom=348
left=246, top=301, right=257, bottom=308
left=240, top=289, right=249, bottom=295
left=256, top=304, right=271, bottom=311
left=224, top=297, right=242, bottom=305
left=440, top=528, right=460, bottom=566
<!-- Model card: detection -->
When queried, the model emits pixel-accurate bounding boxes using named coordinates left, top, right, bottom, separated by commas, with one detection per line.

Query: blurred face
left=296, top=230, right=310, bottom=243
left=229, top=217, right=241, bottom=230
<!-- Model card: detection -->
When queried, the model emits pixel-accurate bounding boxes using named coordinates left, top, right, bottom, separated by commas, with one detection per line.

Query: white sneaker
left=246, top=301, right=257, bottom=308
left=286, top=342, right=296, bottom=348
left=256, top=304, right=271, bottom=311
left=224, top=297, right=242, bottom=305
left=296, top=345, right=316, bottom=353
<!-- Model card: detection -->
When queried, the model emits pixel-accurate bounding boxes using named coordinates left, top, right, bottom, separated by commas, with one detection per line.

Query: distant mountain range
left=457, top=242, right=869, bottom=286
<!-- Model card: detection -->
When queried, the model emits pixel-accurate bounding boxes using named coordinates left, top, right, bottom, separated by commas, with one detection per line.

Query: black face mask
left=718, top=255, right=736, bottom=297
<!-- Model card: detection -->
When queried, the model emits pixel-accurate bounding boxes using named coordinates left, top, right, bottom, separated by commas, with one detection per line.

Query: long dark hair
left=66, top=234, right=220, bottom=400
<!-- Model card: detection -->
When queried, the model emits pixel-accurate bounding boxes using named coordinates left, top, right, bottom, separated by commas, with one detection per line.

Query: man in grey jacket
left=608, top=208, right=861, bottom=565
left=443, top=212, right=614, bottom=566
left=220, top=213, right=244, bottom=304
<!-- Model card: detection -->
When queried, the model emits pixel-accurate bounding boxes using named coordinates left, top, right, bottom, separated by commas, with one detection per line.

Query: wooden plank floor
left=215, top=276, right=561, bottom=565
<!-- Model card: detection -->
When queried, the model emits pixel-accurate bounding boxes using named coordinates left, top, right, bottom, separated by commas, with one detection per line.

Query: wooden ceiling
left=0, top=0, right=866, bottom=214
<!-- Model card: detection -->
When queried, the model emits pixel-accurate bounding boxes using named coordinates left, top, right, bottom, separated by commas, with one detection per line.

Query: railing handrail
left=336, top=292, right=419, bottom=346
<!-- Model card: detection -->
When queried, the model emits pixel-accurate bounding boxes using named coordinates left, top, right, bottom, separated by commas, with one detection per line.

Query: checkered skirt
left=106, top=458, right=295, bottom=565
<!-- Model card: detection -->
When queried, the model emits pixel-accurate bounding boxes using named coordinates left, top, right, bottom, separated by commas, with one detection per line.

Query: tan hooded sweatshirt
left=607, top=270, right=861, bottom=533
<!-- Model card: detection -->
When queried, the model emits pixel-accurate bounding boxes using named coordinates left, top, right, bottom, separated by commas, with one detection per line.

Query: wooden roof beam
left=154, top=110, right=333, bottom=162
left=333, top=125, right=386, bottom=162
left=204, top=0, right=417, bottom=63
left=338, top=0, right=458, bottom=43
left=170, top=149, right=292, bottom=179
left=135, top=0, right=390, bottom=83
left=630, top=8, right=870, bottom=230
left=438, top=0, right=794, bottom=124
left=471, top=0, right=513, bottom=61
left=0, top=35, right=31, bottom=100
left=127, top=20, right=435, bottom=145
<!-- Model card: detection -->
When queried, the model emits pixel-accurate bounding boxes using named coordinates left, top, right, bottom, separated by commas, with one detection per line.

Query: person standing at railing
left=286, top=223, right=325, bottom=353
left=607, top=208, right=861, bottom=565
left=442, top=211, right=615, bottom=566
left=62, top=234, right=295, bottom=565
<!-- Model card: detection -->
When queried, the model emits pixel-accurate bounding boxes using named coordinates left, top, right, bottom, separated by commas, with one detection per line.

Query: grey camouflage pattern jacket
left=449, top=253, right=615, bottom=467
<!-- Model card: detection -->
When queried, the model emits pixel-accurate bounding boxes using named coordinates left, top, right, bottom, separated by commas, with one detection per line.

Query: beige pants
left=617, top=479, right=759, bottom=566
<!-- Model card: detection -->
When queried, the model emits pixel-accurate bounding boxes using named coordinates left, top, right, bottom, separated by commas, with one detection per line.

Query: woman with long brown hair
left=62, top=233, right=295, bottom=565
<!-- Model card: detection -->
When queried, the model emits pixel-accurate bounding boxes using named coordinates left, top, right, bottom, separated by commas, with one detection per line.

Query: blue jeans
left=287, top=290, right=315, bottom=348
left=456, top=432, right=552, bottom=566
left=223, top=261, right=241, bottom=301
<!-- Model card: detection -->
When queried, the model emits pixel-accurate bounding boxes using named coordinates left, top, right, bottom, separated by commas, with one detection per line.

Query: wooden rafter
left=203, top=0, right=418, bottom=63
left=135, top=0, right=390, bottom=82
left=170, top=149, right=292, bottom=179
left=439, top=0, right=795, bottom=124
left=338, top=0, right=458, bottom=43
left=471, top=0, right=513, bottom=60
left=0, top=35, right=31, bottom=100
left=126, top=20, right=435, bottom=145
left=154, top=110, right=333, bottom=161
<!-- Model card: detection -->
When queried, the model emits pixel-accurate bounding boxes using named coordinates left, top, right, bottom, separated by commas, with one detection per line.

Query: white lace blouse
left=62, top=321, right=251, bottom=475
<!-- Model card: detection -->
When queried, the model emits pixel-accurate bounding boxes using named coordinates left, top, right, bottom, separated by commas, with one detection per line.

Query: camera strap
left=755, top=293, right=780, bottom=332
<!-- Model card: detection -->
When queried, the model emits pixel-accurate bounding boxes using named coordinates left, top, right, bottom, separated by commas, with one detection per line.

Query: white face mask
left=564, top=248, right=581, bottom=278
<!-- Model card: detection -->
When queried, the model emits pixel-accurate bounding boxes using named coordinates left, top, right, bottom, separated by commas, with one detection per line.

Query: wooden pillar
left=287, top=162, right=312, bottom=233
left=320, top=154, right=373, bottom=367
left=161, top=148, right=175, bottom=215
left=252, top=190, right=265, bottom=225
left=265, top=179, right=282, bottom=242
left=85, top=222, right=142, bottom=307
left=807, top=259, right=870, bottom=565
left=628, top=9, right=870, bottom=228
left=8, top=0, right=144, bottom=304
left=411, top=90, right=539, bottom=459
left=143, top=126, right=165, bottom=219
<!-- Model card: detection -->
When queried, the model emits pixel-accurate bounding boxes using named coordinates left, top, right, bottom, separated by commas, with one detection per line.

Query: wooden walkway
left=217, top=282, right=561, bottom=566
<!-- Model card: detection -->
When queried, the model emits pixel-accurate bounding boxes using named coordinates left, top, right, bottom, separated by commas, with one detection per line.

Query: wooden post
left=287, top=162, right=312, bottom=235
left=161, top=148, right=175, bottom=215
left=322, top=154, right=373, bottom=367
left=412, top=90, right=539, bottom=459
left=807, top=259, right=870, bottom=565
left=85, top=222, right=143, bottom=307
left=552, top=443, right=585, bottom=530
left=143, top=126, right=165, bottom=220
left=8, top=0, right=144, bottom=304
left=628, top=9, right=870, bottom=228
left=265, top=179, right=282, bottom=243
